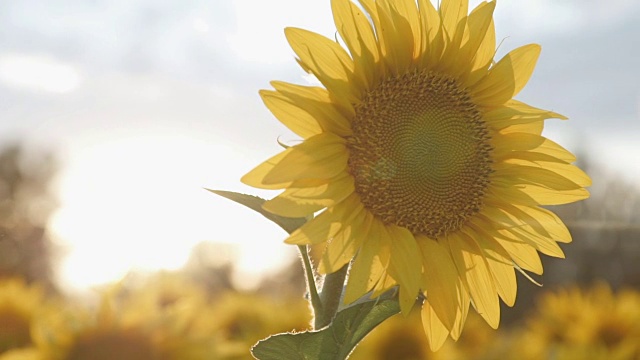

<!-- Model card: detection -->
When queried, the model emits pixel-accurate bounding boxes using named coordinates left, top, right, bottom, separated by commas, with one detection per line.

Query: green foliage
left=251, top=299, right=400, bottom=360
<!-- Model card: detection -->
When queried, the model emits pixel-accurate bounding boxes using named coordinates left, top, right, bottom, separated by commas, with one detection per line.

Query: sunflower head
left=244, top=0, right=590, bottom=350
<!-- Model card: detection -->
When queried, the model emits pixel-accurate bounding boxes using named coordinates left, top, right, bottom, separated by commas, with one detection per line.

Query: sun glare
left=0, top=53, right=81, bottom=94
left=50, top=134, right=295, bottom=292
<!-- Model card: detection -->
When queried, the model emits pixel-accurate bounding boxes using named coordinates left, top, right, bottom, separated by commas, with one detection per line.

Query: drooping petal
left=465, top=225, right=518, bottom=306
left=421, top=299, right=449, bottom=351
left=418, top=235, right=464, bottom=331
left=319, top=208, right=369, bottom=273
left=386, top=224, right=422, bottom=316
left=344, top=216, right=388, bottom=304
left=447, top=232, right=500, bottom=328
left=475, top=212, right=545, bottom=275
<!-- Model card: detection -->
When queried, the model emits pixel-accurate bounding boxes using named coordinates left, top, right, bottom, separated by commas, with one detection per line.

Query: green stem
left=315, top=264, right=349, bottom=329
left=297, top=245, right=323, bottom=321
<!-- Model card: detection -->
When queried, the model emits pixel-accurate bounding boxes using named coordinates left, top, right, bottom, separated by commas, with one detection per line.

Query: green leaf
left=206, top=189, right=307, bottom=234
left=251, top=299, right=400, bottom=360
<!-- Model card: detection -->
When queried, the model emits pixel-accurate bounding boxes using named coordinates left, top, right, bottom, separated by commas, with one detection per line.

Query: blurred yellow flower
left=0, top=279, right=44, bottom=355
left=352, top=308, right=505, bottom=360
left=243, top=0, right=590, bottom=350
left=349, top=307, right=455, bottom=360
left=208, top=292, right=311, bottom=359
left=513, top=283, right=640, bottom=360
left=32, top=285, right=215, bottom=360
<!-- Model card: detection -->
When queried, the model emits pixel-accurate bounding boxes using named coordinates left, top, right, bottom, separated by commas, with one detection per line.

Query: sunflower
left=242, top=0, right=590, bottom=350
left=0, top=279, right=44, bottom=355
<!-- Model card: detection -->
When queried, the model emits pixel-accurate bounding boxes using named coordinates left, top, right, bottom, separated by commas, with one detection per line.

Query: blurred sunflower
left=118, top=272, right=209, bottom=331
left=208, top=292, right=311, bottom=359
left=351, top=308, right=504, bottom=360
left=32, top=285, right=215, bottom=360
left=0, top=279, right=44, bottom=355
left=512, top=283, right=640, bottom=360
left=243, top=0, right=590, bottom=349
left=349, top=307, right=456, bottom=360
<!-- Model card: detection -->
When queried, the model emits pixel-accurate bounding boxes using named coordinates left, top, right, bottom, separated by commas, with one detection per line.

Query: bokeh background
left=1, top=0, right=639, bottom=359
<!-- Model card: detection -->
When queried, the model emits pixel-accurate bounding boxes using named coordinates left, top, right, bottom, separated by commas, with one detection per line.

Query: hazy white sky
left=0, top=0, right=638, bottom=291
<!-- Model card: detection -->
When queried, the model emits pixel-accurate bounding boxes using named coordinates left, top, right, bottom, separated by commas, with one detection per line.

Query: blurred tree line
left=0, top=142, right=58, bottom=293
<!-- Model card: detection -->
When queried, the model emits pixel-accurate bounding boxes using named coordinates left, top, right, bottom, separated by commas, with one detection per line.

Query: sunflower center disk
left=347, top=71, right=493, bottom=238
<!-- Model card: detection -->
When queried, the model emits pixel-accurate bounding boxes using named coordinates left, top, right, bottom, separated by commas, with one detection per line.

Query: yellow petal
left=371, top=272, right=397, bottom=298
left=418, top=236, right=464, bottom=331
left=262, top=174, right=354, bottom=217
left=492, top=162, right=586, bottom=191
left=492, top=132, right=577, bottom=162
left=271, top=81, right=353, bottom=136
left=439, top=0, right=468, bottom=42
left=390, top=0, right=422, bottom=60
left=485, top=99, right=567, bottom=131
left=386, top=224, right=422, bottom=316
left=458, top=1, right=496, bottom=67
left=319, top=209, right=369, bottom=274
left=449, top=283, right=470, bottom=341
left=479, top=216, right=544, bottom=275
left=262, top=132, right=347, bottom=185
left=495, top=150, right=573, bottom=165
left=344, top=217, right=387, bottom=304
left=447, top=232, right=500, bottom=329
left=374, top=0, right=414, bottom=75
left=438, top=0, right=468, bottom=71
left=421, top=299, right=449, bottom=351
left=501, top=158, right=592, bottom=187
left=417, top=0, right=444, bottom=68
left=260, top=89, right=323, bottom=139
left=520, top=206, right=572, bottom=243
left=471, top=44, right=541, bottom=106
left=518, top=185, right=590, bottom=205
left=464, top=15, right=495, bottom=87
left=284, top=193, right=360, bottom=245
left=241, top=149, right=292, bottom=189
left=331, top=0, right=380, bottom=88
left=466, top=225, right=518, bottom=307
left=482, top=204, right=565, bottom=258
left=285, top=27, right=359, bottom=102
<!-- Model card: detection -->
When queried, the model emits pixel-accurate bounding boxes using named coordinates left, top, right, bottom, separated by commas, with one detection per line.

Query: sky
left=0, top=0, right=639, bottom=292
